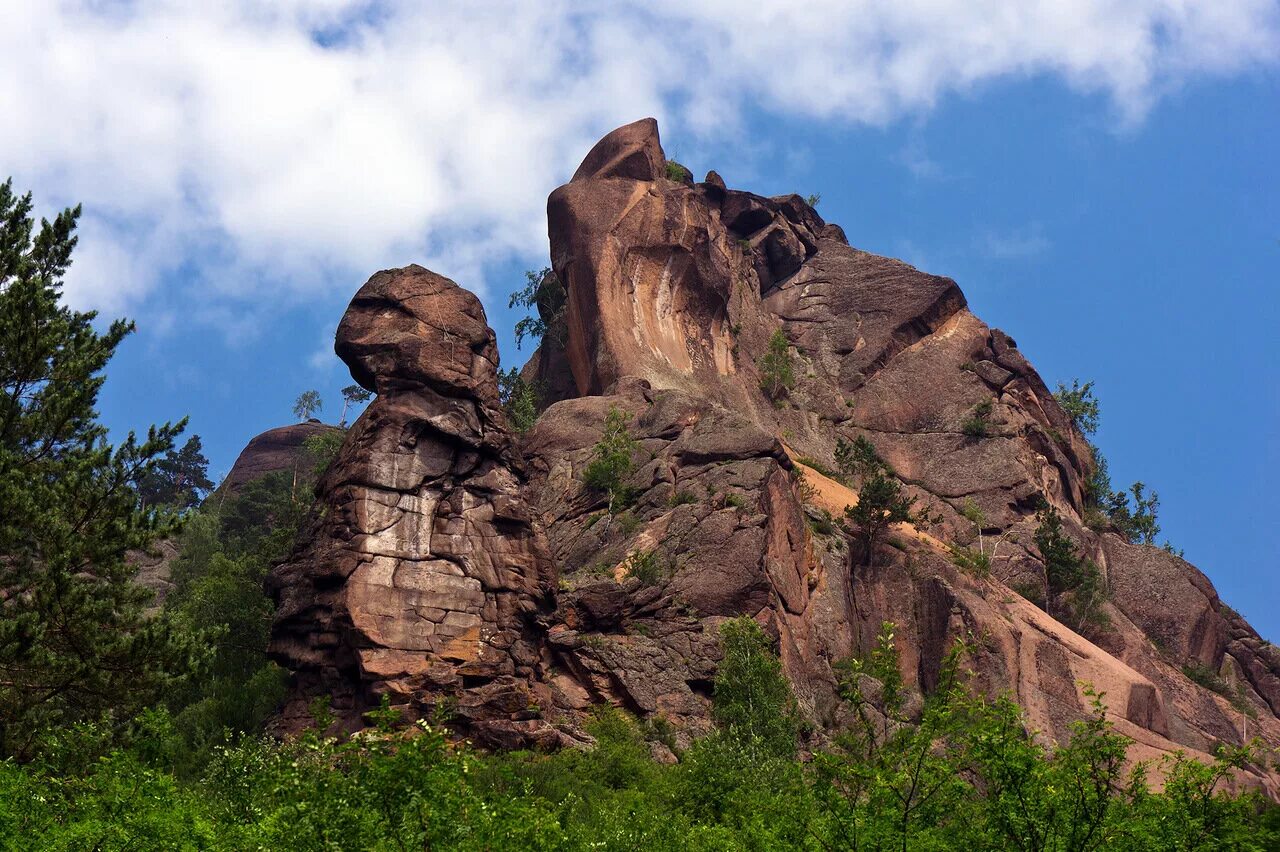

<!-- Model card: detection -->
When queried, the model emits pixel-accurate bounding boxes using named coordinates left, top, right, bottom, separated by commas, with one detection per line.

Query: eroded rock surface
left=268, top=266, right=563, bottom=747
left=266, top=121, right=1280, bottom=795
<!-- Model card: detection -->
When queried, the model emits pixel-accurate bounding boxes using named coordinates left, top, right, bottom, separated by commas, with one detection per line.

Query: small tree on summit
left=293, top=389, right=322, bottom=421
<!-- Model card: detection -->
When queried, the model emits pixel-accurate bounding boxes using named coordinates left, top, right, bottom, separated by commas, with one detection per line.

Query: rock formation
left=267, top=266, right=563, bottom=748
left=223, top=420, right=342, bottom=493
left=268, top=120, right=1280, bottom=793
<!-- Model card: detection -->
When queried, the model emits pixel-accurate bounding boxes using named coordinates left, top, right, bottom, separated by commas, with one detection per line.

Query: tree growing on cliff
left=835, top=435, right=885, bottom=484
left=338, top=384, right=371, bottom=427
left=758, top=329, right=796, bottom=400
left=1034, top=505, right=1109, bottom=632
left=509, top=267, right=566, bottom=350
left=1055, top=379, right=1100, bottom=436
left=0, top=179, right=203, bottom=759
left=845, top=472, right=921, bottom=570
left=583, top=407, right=638, bottom=516
left=497, top=367, right=540, bottom=434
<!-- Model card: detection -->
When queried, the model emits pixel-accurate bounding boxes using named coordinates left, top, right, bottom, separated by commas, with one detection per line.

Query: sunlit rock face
left=267, top=265, right=566, bottom=749
left=263, top=121, right=1280, bottom=796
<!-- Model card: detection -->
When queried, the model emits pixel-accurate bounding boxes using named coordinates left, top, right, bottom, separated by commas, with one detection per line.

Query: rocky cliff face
left=268, top=120, right=1280, bottom=791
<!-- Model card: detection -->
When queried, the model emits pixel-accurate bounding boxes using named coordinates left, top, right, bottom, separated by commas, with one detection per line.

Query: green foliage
left=667, top=489, right=697, bottom=507
left=5, top=618, right=1279, bottom=850
left=711, top=618, right=799, bottom=760
left=509, top=266, right=567, bottom=350
left=795, top=454, right=840, bottom=480
left=498, top=366, right=541, bottom=433
left=337, top=383, right=371, bottom=427
left=1034, top=505, right=1110, bottom=633
left=0, top=179, right=203, bottom=760
left=291, top=389, right=322, bottom=421
left=846, top=471, right=921, bottom=568
left=301, top=429, right=344, bottom=482
left=805, top=193, right=821, bottom=207
left=1055, top=378, right=1101, bottom=435
left=950, top=544, right=992, bottom=576
left=961, top=398, right=995, bottom=438
left=758, top=328, right=796, bottom=399
left=664, top=159, right=692, bottom=182
left=582, top=407, right=638, bottom=515
left=1066, top=384, right=1167, bottom=548
left=134, top=434, right=214, bottom=511
left=835, top=434, right=886, bottom=482
left=623, top=550, right=665, bottom=586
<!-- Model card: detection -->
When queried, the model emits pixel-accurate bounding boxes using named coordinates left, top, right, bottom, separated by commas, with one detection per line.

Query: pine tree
left=758, top=329, right=796, bottom=400
left=0, top=179, right=204, bottom=759
left=582, top=407, right=637, bottom=516
left=338, top=383, right=372, bottom=428
left=135, top=434, right=214, bottom=510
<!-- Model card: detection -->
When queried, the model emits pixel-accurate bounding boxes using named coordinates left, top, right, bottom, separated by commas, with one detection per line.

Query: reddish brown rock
left=222, top=421, right=341, bottom=493
left=265, top=121, right=1280, bottom=797
left=267, top=265, right=560, bottom=746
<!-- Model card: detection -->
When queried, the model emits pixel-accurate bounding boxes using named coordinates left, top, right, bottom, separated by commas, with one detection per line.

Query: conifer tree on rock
left=0, top=179, right=203, bottom=759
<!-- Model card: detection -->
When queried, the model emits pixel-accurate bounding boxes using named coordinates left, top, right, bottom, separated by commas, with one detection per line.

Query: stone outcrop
left=223, top=421, right=341, bottom=493
left=267, top=266, right=563, bottom=748
left=267, top=120, right=1280, bottom=794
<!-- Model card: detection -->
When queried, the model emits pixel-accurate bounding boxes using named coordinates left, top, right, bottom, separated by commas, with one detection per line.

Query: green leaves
left=498, top=366, right=541, bottom=433
left=0, top=179, right=201, bottom=760
left=582, top=406, right=638, bottom=515
left=758, top=328, right=796, bottom=400
left=509, top=267, right=566, bottom=350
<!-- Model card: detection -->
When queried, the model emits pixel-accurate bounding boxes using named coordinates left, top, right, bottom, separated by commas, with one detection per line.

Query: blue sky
left=3, top=2, right=1277, bottom=636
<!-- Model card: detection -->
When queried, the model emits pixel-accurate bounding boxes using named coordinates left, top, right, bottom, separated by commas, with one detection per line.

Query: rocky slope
left=267, top=119, right=1280, bottom=791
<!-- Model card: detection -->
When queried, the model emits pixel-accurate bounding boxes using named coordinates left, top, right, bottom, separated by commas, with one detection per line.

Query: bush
left=664, top=160, right=692, bottom=182
left=961, top=399, right=994, bottom=438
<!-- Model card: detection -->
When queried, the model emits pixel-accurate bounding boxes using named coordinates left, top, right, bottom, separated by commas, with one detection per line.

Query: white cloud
left=979, top=223, right=1053, bottom=259
left=2, top=0, right=1276, bottom=325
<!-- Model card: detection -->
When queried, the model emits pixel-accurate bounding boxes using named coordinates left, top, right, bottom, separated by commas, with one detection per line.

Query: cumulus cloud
left=1, top=0, right=1276, bottom=324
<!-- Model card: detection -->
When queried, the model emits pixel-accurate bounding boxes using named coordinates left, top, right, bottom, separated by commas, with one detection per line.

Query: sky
left=2, top=1, right=1277, bottom=635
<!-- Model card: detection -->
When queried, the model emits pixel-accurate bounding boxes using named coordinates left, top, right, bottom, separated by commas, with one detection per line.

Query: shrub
left=664, top=160, right=692, bottom=182
left=624, top=550, right=666, bottom=586
left=668, top=490, right=698, bottom=507
left=950, top=544, right=991, bottom=577
left=961, top=399, right=994, bottom=438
